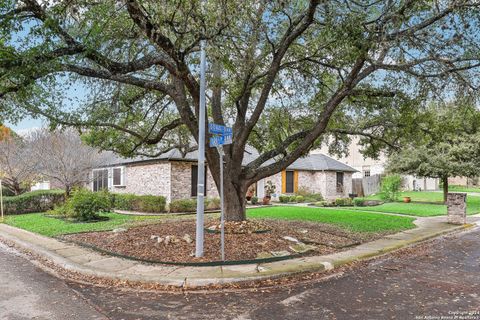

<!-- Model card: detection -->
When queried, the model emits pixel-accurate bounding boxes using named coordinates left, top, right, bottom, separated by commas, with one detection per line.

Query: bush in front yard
left=66, top=189, right=112, bottom=221
left=335, top=198, right=353, bottom=206
left=295, top=195, right=304, bottom=203
left=353, top=198, right=365, bottom=207
left=251, top=196, right=258, bottom=205
left=113, top=193, right=137, bottom=210
left=2, top=190, right=66, bottom=215
left=381, top=175, right=402, bottom=202
left=48, top=189, right=111, bottom=221
left=169, top=198, right=221, bottom=213
left=279, top=195, right=289, bottom=203
left=113, top=194, right=166, bottom=213
left=169, top=199, right=197, bottom=213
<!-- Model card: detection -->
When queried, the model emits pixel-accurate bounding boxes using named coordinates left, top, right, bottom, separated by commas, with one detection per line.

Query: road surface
left=1, top=227, right=479, bottom=320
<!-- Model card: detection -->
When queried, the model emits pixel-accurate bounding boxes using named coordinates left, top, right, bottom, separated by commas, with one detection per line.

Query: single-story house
left=90, top=149, right=357, bottom=203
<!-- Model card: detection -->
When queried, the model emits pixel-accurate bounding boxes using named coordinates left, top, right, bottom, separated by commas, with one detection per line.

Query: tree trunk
left=442, top=176, right=449, bottom=204
left=223, top=179, right=247, bottom=221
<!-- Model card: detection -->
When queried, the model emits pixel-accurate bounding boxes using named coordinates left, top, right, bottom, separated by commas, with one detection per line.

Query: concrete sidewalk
left=0, top=216, right=479, bottom=288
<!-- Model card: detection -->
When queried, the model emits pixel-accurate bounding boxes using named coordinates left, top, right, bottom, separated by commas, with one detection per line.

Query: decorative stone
left=289, top=243, right=316, bottom=253
left=164, top=235, right=171, bottom=245
left=270, top=250, right=290, bottom=257
left=157, top=237, right=164, bottom=244
left=283, top=236, right=300, bottom=243
left=299, top=229, right=308, bottom=234
left=256, top=252, right=273, bottom=259
left=112, top=228, right=127, bottom=233
left=182, top=234, right=193, bottom=244
left=447, top=193, right=467, bottom=225
left=150, top=235, right=159, bottom=240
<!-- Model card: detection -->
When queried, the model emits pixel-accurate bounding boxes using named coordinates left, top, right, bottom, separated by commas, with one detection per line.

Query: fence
left=352, top=174, right=382, bottom=197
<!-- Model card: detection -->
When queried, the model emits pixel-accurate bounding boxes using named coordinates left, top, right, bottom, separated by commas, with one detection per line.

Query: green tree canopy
left=386, top=102, right=480, bottom=202
left=2, top=1, right=480, bottom=219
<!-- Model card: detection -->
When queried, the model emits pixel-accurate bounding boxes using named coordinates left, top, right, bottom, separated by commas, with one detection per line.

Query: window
left=362, top=166, right=371, bottom=177
left=336, top=172, right=344, bottom=193
left=285, top=171, right=294, bottom=193
left=93, top=169, right=109, bottom=192
left=191, top=165, right=207, bottom=197
left=112, top=167, right=125, bottom=186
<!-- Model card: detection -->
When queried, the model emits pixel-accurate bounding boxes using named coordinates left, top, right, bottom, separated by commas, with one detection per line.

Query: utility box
left=447, top=193, right=467, bottom=225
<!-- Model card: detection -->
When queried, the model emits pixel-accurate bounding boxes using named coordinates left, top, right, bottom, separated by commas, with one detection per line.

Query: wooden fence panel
left=352, top=174, right=382, bottom=197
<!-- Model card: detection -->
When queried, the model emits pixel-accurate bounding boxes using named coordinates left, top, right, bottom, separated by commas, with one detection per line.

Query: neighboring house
left=90, top=149, right=357, bottom=203
left=30, top=181, right=50, bottom=191
left=314, top=137, right=439, bottom=191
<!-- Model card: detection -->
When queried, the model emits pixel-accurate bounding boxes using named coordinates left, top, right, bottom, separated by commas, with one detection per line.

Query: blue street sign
left=208, top=123, right=232, bottom=135
left=210, top=134, right=232, bottom=147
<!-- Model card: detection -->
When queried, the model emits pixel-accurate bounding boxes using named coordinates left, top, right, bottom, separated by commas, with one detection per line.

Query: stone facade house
left=90, top=150, right=357, bottom=203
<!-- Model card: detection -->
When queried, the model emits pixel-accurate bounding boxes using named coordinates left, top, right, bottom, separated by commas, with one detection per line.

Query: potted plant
left=403, top=196, right=411, bottom=203
left=263, top=181, right=276, bottom=205
left=246, top=185, right=255, bottom=201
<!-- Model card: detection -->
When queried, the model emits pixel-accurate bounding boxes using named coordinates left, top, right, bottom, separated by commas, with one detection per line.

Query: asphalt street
left=1, top=227, right=479, bottom=320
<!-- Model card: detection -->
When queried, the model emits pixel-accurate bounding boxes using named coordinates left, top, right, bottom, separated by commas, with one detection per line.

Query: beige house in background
left=314, top=136, right=439, bottom=191
left=90, top=149, right=357, bottom=202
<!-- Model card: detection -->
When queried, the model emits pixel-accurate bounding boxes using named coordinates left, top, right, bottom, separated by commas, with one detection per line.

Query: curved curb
left=0, top=221, right=475, bottom=289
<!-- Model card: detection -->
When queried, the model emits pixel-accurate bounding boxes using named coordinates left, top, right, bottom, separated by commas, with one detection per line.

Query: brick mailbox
left=447, top=193, right=467, bottom=225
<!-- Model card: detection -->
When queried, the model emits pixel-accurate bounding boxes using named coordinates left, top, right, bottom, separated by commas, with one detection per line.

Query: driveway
left=1, top=227, right=479, bottom=320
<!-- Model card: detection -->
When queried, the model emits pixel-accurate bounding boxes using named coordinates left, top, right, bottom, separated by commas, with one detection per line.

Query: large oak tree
left=2, top=1, right=480, bottom=220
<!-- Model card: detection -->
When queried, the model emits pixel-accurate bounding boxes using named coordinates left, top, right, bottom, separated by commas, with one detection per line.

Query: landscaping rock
left=270, top=250, right=291, bottom=257
left=256, top=251, right=273, bottom=259
left=157, top=237, right=164, bottom=244
left=164, top=236, right=171, bottom=245
left=113, top=228, right=127, bottom=233
left=182, top=234, right=193, bottom=244
left=283, top=236, right=300, bottom=243
left=150, top=235, right=159, bottom=240
left=289, top=243, right=316, bottom=253
left=299, top=229, right=308, bottom=234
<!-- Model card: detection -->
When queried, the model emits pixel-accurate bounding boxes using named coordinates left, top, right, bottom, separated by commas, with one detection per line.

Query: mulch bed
left=61, top=219, right=384, bottom=264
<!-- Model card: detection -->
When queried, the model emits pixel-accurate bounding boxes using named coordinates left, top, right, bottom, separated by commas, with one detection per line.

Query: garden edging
left=0, top=216, right=477, bottom=289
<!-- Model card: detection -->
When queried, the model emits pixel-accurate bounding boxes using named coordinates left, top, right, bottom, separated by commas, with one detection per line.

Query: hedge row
left=113, top=193, right=167, bottom=213
left=169, top=198, right=221, bottom=213
left=2, top=190, right=66, bottom=215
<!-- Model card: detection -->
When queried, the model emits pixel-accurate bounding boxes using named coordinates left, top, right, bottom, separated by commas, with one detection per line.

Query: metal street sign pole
left=195, top=38, right=207, bottom=258
left=0, top=180, right=4, bottom=222
left=217, top=146, right=225, bottom=261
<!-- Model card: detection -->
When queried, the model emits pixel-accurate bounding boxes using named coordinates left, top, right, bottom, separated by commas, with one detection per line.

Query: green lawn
left=247, top=206, right=416, bottom=233
left=356, top=191, right=480, bottom=216
left=350, top=202, right=446, bottom=217
left=3, top=207, right=416, bottom=237
left=3, top=213, right=173, bottom=237
left=449, top=185, right=480, bottom=193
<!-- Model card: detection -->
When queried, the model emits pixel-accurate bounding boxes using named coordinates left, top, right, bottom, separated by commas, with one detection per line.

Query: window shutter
left=294, top=171, right=298, bottom=193
left=281, top=170, right=286, bottom=193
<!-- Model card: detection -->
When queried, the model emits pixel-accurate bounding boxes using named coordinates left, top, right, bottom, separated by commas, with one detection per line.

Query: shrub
left=66, top=189, right=112, bottom=221
left=113, top=194, right=166, bottom=213
left=295, top=195, right=304, bottom=203
left=381, top=175, right=402, bottom=202
left=251, top=196, right=258, bottom=205
left=169, top=198, right=220, bottom=213
left=314, top=201, right=327, bottom=207
left=353, top=198, right=365, bottom=207
left=205, top=198, right=221, bottom=210
left=113, top=193, right=137, bottom=211
left=289, top=195, right=297, bottom=202
left=304, top=193, right=324, bottom=202
left=279, top=195, right=289, bottom=203
left=335, top=198, right=353, bottom=206
left=2, top=190, right=66, bottom=215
